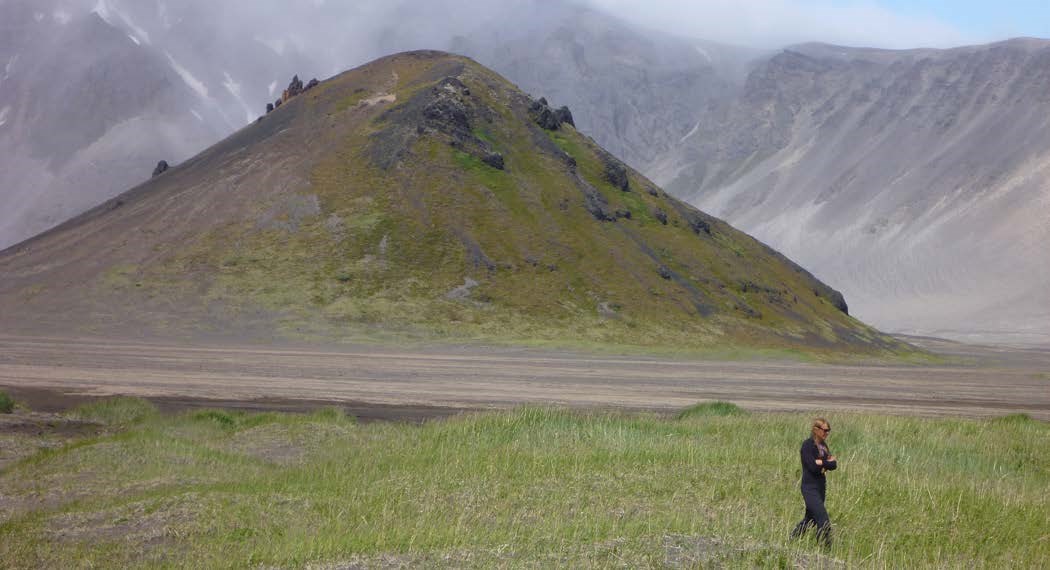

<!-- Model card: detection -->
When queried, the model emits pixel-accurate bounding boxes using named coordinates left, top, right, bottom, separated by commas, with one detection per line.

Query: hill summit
left=0, top=51, right=904, bottom=354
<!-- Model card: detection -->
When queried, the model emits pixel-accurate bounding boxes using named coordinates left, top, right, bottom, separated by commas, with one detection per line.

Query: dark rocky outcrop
left=454, top=230, right=497, bottom=272
left=817, top=289, right=849, bottom=315
left=152, top=160, right=169, bottom=177
left=283, top=75, right=304, bottom=101
left=738, top=280, right=794, bottom=309
left=419, top=77, right=479, bottom=139
left=482, top=152, right=505, bottom=170
left=733, top=302, right=762, bottom=319
left=554, top=106, right=575, bottom=127
left=423, top=95, right=471, bottom=134
left=672, top=206, right=712, bottom=236
left=534, top=106, right=560, bottom=130
left=652, top=208, right=668, bottom=225
left=830, top=291, right=849, bottom=314
left=664, top=201, right=717, bottom=239
left=603, top=158, right=630, bottom=192
left=688, top=217, right=711, bottom=235
left=529, top=96, right=574, bottom=131
left=370, top=71, right=511, bottom=172
left=268, top=76, right=317, bottom=114
left=574, top=174, right=615, bottom=222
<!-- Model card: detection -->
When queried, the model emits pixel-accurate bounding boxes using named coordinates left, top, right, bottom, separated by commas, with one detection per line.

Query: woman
left=791, top=417, right=837, bottom=548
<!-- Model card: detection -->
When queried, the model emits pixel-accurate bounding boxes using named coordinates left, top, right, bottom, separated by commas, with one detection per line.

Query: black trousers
left=791, top=484, right=831, bottom=547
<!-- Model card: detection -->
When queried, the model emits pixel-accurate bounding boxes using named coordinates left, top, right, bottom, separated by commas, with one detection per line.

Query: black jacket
left=800, top=438, right=837, bottom=488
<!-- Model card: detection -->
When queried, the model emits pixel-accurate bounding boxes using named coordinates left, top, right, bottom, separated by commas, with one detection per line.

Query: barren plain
left=1, top=334, right=1047, bottom=421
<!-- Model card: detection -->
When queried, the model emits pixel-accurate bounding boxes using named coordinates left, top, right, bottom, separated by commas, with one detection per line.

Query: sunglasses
left=818, top=426, right=831, bottom=433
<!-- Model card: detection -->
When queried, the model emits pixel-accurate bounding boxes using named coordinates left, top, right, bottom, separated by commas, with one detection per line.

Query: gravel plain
left=0, top=334, right=1047, bottom=421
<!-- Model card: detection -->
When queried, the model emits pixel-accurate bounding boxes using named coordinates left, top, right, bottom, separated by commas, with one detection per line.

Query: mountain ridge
left=658, top=38, right=1050, bottom=343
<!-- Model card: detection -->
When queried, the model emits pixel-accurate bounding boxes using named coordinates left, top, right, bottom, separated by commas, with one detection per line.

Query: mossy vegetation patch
left=69, top=397, right=157, bottom=426
left=0, top=390, right=13, bottom=414
left=676, top=401, right=748, bottom=419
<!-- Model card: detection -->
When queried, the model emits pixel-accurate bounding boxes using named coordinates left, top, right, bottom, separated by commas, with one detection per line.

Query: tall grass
left=68, top=397, right=158, bottom=425
left=0, top=401, right=1046, bottom=568
left=0, top=391, right=13, bottom=414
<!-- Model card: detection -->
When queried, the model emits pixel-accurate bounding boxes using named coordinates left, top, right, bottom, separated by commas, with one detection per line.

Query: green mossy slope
left=0, top=51, right=913, bottom=356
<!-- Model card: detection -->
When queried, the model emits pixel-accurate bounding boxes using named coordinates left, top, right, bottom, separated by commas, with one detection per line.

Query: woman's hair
left=811, top=417, right=830, bottom=438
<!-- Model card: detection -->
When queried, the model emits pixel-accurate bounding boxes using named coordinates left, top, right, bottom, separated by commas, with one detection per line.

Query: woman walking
left=791, top=417, right=837, bottom=548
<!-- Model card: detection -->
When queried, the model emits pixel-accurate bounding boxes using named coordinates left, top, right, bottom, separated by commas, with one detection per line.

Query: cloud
left=586, top=0, right=978, bottom=49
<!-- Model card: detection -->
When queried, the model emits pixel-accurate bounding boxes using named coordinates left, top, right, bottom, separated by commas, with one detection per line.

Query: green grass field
left=1, top=398, right=1047, bottom=568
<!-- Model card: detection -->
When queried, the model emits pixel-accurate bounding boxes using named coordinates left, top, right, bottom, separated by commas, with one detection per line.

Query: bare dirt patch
left=360, top=93, right=396, bottom=106
left=0, top=409, right=104, bottom=470
left=0, top=471, right=97, bottom=525
left=0, top=433, right=213, bottom=525
left=46, top=493, right=198, bottom=545
left=221, top=421, right=356, bottom=465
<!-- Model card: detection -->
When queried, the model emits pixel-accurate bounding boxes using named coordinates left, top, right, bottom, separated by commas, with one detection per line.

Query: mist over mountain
left=2, top=0, right=1047, bottom=343
left=0, top=0, right=320, bottom=247
left=0, top=2, right=214, bottom=246
left=449, top=7, right=762, bottom=171
left=1, top=0, right=748, bottom=249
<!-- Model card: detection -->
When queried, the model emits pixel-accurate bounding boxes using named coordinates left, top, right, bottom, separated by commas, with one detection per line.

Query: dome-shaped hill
left=0, top=51, right=910, bottom=355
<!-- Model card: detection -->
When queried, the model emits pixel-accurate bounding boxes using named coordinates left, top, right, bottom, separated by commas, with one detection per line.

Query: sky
left=588, top=0, right=1050, bottom=49
left=881, top=0, right=1050, bottom=40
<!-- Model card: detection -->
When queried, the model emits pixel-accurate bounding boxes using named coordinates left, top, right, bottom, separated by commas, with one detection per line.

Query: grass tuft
left=991, top=412, right=1035, bottom=425
left=191, top=409, right=239, bottom=428
left=676, top=400, right=747, bottom=419
left=310, top=407, right=353, bottom=423
left=0, top=390, right=13, bottom=414
left=69, top=396, right=157, bottom=425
